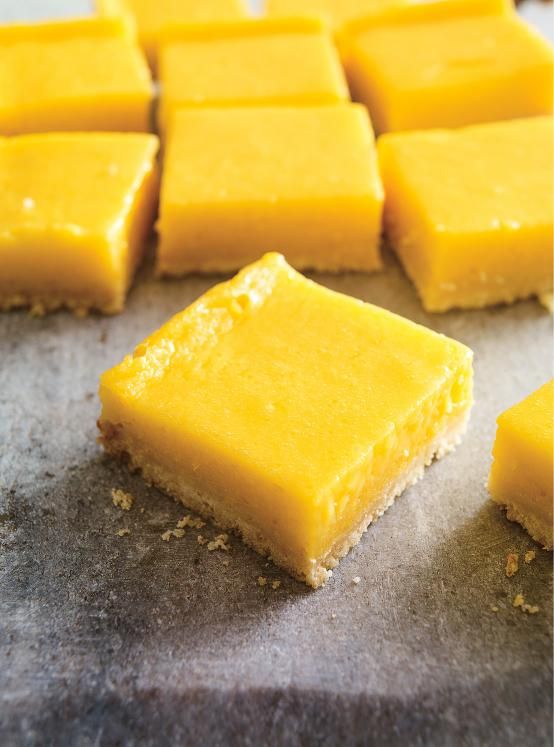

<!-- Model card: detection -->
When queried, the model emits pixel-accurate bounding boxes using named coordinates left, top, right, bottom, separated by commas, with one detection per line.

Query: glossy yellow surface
left=348, top=14, right=553, bottom=133
left=100, top=253, right=473, bottom=580
left=378, top=117, right=554, bottom=312
left=267, top=0, right=511, bottom=33
left=124, top=0, right=247, bottom=68
left=158, top=18, right=348, bottom=132
left=489, top=381, right=554, bottom=549
left=0, top=133, right=159, bottom=314
left=0, top=19, right=153, bottom=134
left=158, top=105, right=383, bottom=274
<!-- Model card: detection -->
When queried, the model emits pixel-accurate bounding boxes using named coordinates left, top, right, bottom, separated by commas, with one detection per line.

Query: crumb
left=140, top=507, right=145, bottom=514
left=197, top=535, right=208, bottom=545
left=352, top=576, right=361, bottom=585
left=522, top=603, right=540, bottom=615
left=116, top=528, right=130, bottom=537
left=207, top=534, right=230, bottom=552
left=111, top=488, right=134, bottom=511
left=505, top=553, right=519, bottom=578
left=524, top=550, right=536, bottom=564
left=44, top=471, right=55, bottom=478
left=490, top=605, right=499, bottom=613
left=177, top=514, right=206, bottom=530
left=161, top=528, right=185, bottom=541
left=271, top=580, right=281, bottom=590
left=257, top=576, right=268, bottom=587
left=331, top=613, right=337, bottom=620
left=513, top=593, right=524, bottom=608
left=222, top=559, right=230, bottom=566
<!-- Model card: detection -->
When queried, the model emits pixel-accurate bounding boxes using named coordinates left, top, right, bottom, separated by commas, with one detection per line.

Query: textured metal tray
left=0, top=2, right=552, bottom=745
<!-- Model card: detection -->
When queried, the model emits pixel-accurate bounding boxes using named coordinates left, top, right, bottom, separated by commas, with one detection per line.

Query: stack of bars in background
left=0, top=0, right=553, bottom=585
left=0, top=0, right=551, bottom=313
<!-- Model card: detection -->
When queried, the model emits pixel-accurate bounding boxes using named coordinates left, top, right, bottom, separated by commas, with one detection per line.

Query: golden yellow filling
left=99, top=253, right=473, bottom=585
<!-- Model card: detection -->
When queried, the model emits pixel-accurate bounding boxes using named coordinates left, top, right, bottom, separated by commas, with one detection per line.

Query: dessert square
left=347, top=14, right=553, bottom=133
left=0, top=18, right=153, bottom=135
left=99, top=253, right=474, bottom=587
left=0, top=132, right=159, bottom=315
left=378, top=117, right=554, bottom=311
left=158, top=18, right=348, bottom=132
left=124, top=0, right=247, bottom=69
left=157, top=105, right=383, bottom=275
left=267, top=0, right=510, bottom=34
left=489, top=381, right=553, bottom=550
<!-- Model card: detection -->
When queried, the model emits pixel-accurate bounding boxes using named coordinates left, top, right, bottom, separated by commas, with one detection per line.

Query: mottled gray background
left=0, top=2, right=552, bottom=746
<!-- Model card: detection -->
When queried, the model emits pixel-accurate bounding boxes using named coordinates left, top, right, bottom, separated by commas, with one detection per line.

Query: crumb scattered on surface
left=177, top=514, right=206, bottom=530
left=505, top=553, right=519, bottom=577
left=271, top=580, right=281, bottom=590
left=207, top=534, right=231, bottom=552
left=111, top=488, right=134, bottom=511
left=490, top=605, right=499, bottom=613
left=140, top=507, right=145, bottom=514
left=197, top=535, right=208, bottom=545
left=524, top=550, right=536, bottom=564
left=352, top=576, right=361, bottom=585
left=513, top=593, right=524, bottom=608
left=513, top=593, right=540, bottom=615
left=331, top=613, right=337, bottom=620
left=257, top=576, right=268, bottom=587
left=222, top=559, right=230, bottom=566
left=522, top=603, right=540, bottom=615
left=162, top=528, right=185, bottom=541
left=116, top=528, right=130, bottom=537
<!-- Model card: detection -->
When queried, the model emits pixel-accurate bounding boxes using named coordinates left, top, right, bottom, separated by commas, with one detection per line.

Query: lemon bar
left=489, top=381, right=553, bottom=550
left=0, top=18, right=153, bottom=135
left=158, top=105, right=383, bottom=275
left=158, top=18, right=349, bottom=133
left=124, top=0, right=247, bottom=69
left=98, top=253, right=473, bottom=587
left=267, top=0, right=510, bottom=33
left=378, top=117, right=554, bottom=312
left=0, top=133, right=159, bottom=315
left=347, top=14, right=553, bottom=133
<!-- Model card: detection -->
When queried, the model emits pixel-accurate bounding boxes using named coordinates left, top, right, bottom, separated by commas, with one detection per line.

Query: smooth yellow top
left=159, top=19, right=348, bottom=126
left=101, top=252, right=472, bottom=517
left=0, top=20, right=152, bottom=134
left=162, top=105, right=380, bottom=205
left=0, top=133, right=159, bottom=242
left=124, top=0, right=247, bottom=64
left=378, top=116, right=554, bottom=236
left=267, top=0, right=511, bottom=32
left=496, top=381, right=554, bottom=481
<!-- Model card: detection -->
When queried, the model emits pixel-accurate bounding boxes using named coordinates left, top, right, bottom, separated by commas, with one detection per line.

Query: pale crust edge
left=99, top=410, right=470, bottom=588
left=493, top=499, right=553, bottom=552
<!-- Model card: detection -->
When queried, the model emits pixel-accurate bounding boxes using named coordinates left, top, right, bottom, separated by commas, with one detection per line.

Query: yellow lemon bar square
left=0, top=19, right=153, bottom=135
left=99, top=253, right=473, bottom=587
left=0, top=133, right=159, bottom=315
left=267, top=0, right=510, bottom=33
left=347, top=14, right=553, bottom=133
left=124, top=0, right=247, bottom=69
left=378, top=117, right=554, bottom=312
left=158, top=105, right=383, bottom=275
left=489, top=381, right=553, bottom=550
left=158, top=18, right=348, bottom=132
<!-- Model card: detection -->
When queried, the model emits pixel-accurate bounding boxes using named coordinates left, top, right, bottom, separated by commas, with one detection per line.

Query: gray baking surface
left=1, top=2, right=553, bottom=746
